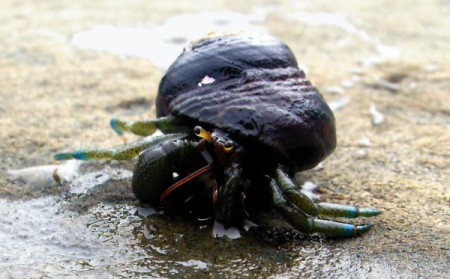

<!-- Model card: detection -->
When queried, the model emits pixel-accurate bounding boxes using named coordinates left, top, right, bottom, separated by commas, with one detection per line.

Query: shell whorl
left=156, top=33, right=336, bottom=172
left=156, top=33, right=299, bottom=116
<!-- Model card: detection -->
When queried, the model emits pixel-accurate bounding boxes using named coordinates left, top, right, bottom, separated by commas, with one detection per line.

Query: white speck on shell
left=197, top=75, right=216, bottom=87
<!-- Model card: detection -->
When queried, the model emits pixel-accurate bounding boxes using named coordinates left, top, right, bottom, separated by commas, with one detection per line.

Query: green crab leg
left=214, top=166, right=249, bottom=228
left=275, top=167, right=381, bottom=218
left=54, top=133, right=186, bottom=161
left=269, top=179, right=372, bottom=237
left=316, top=202, right=381, bottom=218
left=110, top=116, right=192, bottom=136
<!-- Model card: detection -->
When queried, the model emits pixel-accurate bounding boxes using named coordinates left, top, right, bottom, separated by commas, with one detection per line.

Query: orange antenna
left=159, top=164, right=212, bottom=203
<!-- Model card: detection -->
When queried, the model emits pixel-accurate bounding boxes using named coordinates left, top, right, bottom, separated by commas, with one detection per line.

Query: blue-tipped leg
left=271, top=165, right=380, bottom=237
left=54, top=150, right=94, bottom=160
left=110, top=118, right=125, bottom=136
left=317, top=202, right=381, bottom=218
left=54, top=149, right=112, bottom=161
left=274, top=166, right=381, bottom=219
left=312, top=219, right=373, bottom=237
left=54, top=152, right=75, bottom=161
left=54, top=133, right=187, bottom=161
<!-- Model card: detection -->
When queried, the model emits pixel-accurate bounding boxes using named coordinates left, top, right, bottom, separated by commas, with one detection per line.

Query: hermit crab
left=55, top=32, right=380, bottom=237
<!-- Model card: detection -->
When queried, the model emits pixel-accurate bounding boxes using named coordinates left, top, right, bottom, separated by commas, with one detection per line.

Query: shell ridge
left=160, top=33, right=336, bottom=171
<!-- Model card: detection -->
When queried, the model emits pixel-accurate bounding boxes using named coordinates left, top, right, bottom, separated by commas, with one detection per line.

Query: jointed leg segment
left=54, top=115, right=380, bottom=237
left=270, top=166, right=380, bottom=237
left=54, top=133, right=186, bottom=161
left=110, top=116, right=192, bottom=136
left=55, top=115, right=193, bottom=161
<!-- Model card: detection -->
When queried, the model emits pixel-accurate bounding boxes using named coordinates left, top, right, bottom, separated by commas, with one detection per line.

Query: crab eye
left=223, top=140, right=234, bottom=153
left=194, top=126, right=201, bottom=135
left=194, top=126, right=212, bottom=143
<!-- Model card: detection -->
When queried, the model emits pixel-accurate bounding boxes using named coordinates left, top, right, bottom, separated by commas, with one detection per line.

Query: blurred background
left=0, top=0, right=449, bottom=278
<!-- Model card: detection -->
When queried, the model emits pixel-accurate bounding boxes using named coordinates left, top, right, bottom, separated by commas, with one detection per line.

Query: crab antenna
left=160, top=164, right=212, bottom=203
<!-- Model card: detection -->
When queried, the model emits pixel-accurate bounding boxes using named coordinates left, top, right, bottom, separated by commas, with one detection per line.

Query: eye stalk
left=194, top=126, right=213, bottom=143
left=223, top=140, right=235, bottom=153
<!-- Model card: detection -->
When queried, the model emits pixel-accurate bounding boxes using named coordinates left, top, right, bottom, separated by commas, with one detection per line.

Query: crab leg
left=316, top=202, right=381, bottom=218
left=110, top=116, right=192, bottom=136
left=214, top=167, right=249, bottom=228
left=274, top=167, right=381, bottom=218
left=131, top=138, right=210, bottom=205
left=269, top=178, right=372, bottom=237
left=54, top=133, right=186, bottom=161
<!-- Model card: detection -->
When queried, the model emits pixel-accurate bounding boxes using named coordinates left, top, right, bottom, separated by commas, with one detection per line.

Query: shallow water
left=0, top=197, right=143, bottom=277
left=0, top=161, right=380, bottom=277
left=71, top=12, right=268, bottom=69
left=2, top=163, right=439, bottom=278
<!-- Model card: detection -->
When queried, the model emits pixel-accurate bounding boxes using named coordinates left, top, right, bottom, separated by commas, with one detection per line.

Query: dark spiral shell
left=156, top=33, right=336, bottom=172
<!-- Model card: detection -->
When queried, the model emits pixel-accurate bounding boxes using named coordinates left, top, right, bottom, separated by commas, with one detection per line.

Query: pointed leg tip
left=54, top=153, right=73, bottom=161
left=359, top=208, right=382, bottom=217
left=335, top=223, right=373, bottom=237
left=311, top=219, right=373, bottom=237
left=355, top=223, right=373, bottom=235
left=110, top=118, right=124, bottom=136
